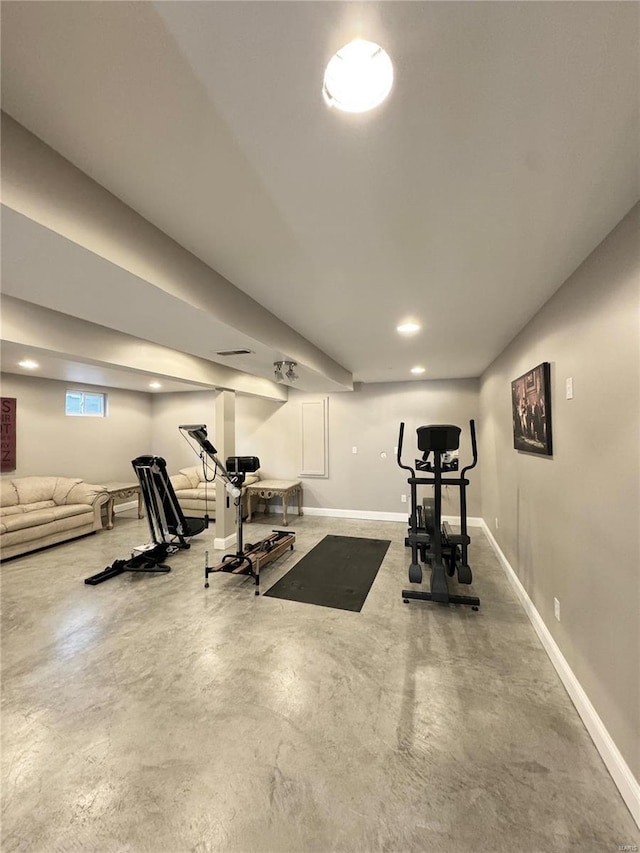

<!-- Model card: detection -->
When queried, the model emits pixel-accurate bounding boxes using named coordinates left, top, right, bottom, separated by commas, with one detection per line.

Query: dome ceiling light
left=397, top=322, right=421, bottom=335
left=322, top=39, right=394, bottom=114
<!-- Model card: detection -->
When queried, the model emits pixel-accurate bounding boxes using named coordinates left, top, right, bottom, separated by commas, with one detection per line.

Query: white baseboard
left=293, top=505, right=484, bottom=526
left=300, top=506, right=406, bottom=522
left=480, top=520, right=640, bottom=829
left=445, top=515, right=483, bottom=528
left=213, top=532, right=237, bottom=550
left=118, top=498, right=485, bottom=529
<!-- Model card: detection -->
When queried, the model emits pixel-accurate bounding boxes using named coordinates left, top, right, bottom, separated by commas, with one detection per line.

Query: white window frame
left=65, top=390, right=108, bottom=418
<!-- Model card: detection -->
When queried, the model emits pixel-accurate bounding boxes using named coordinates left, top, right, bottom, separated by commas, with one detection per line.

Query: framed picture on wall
left=1, top=397, right=17, bottom=472
left=511, top=362, right=552, bottom=456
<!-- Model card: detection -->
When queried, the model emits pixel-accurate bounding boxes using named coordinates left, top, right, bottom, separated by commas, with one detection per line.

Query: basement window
left=65, top=390, right=107, bottom=417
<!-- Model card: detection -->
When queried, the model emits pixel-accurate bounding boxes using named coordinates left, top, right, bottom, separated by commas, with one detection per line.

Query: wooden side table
left=102, top=482, right=144, bottom=529
left=246, top=480, right=303, bottom=527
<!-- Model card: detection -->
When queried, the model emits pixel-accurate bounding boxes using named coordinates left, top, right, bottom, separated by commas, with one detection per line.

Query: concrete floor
left=1, top=511, right=638, bottom=853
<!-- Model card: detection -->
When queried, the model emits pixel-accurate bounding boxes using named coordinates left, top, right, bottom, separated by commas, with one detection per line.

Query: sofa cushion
left=65, top=482, right=107, bottom=507
left=2, top=508, right=56, bottom=533
left=53, top=478, right=83, bottom=505
left=0, top=480, right=19, bottom=507
left=179, top=467, right=201, bottom=488
left=177, top=470, right=259, bottom=490
left=0, top=505, right=24, bottom=518
left=0, top=503, right=91, bottom=535
left=175, top=488, right=216, bottom=501
left=176, top=499, right=213, bottom=512
left=1, top=512, right=92, bottom=547
left=24, top=500, right=57, bottom=512
left=52, top=504, right=92, bottom=521
left=12, top=477, right=59, bottom=505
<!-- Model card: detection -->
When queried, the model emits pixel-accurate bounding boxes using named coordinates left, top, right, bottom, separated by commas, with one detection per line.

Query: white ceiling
left=1, top=1, right=638, bottom=390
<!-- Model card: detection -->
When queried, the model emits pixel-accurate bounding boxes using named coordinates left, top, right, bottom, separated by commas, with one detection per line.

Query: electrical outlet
left=554, top=598, right=560, bottom=621
left=495, top=517, right=499, bottom=530
left=352, top=446, right=358, bottom=454
left=401, top=495, right=407, bottom=503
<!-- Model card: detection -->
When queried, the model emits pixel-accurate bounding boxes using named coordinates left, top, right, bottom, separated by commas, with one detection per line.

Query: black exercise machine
left=397, top=420, right=480, bottom=610
left=179, top=424, right=295, bottom=595
left=84, top=455, right=206, bottom=585
left=133, top=455, right=208, bottom=545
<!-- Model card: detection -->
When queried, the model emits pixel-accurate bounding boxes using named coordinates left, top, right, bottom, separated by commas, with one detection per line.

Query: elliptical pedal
left=457, top=564, right=473, bottom=585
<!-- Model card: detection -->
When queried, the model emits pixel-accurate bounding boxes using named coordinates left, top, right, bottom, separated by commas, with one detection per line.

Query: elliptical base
left=402, top=588, right=479, bottom=610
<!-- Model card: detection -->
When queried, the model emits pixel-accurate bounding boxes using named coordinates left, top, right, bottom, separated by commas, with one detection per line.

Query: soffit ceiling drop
left=1, top=1, right=638, bottom=389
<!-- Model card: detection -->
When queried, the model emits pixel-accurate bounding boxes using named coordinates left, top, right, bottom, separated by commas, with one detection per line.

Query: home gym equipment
left=203, top=529, right=295, bottom=594
left=133, top=455, right=207, bottom=545
left=397, top=420, right=480, bottom=609
left=179, top=424, right=295, bottom=594
left=84, top=455, right=206, bottom=585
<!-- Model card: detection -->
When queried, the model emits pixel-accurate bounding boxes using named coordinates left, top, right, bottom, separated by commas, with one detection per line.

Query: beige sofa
left=170, top=466, right=260, bottom=519
left=0, top=476, right=109, bottom=560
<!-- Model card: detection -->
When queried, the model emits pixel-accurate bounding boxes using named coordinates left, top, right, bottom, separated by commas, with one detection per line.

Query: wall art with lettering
left=1, top=397, right=17, bottom=472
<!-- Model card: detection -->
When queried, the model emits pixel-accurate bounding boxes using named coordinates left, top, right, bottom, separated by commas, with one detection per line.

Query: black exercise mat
left=264, top=534, right=390, bottom=612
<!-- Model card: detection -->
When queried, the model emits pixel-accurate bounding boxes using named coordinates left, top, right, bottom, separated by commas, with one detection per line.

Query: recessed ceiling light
left=18, top=359, right=39, bottom=369
left=397, top=323, right=421, bottom=335
left=323, top=39, right=393, bottom=113
left=149, top=382, right=162, bottom=389
left=410, top=366, right=426, bottom=375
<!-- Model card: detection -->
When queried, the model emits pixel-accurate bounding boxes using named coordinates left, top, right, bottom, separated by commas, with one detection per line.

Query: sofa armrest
left=170, top=474, right=192, bottom=491
left=65, top=482, right=109, bottom=508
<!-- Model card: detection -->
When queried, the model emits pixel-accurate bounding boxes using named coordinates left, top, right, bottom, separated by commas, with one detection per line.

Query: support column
left=213, top=389, right=237, bottom=549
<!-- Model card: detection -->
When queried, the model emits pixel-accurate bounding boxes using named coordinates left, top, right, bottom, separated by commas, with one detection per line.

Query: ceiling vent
left=216, top=349, right=254, bottom=356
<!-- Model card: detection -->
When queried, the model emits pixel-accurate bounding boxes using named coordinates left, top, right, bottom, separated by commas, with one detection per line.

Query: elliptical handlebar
left=460, top=419, right=478, bottom=480
left=396, top=422, right=416, bottom=478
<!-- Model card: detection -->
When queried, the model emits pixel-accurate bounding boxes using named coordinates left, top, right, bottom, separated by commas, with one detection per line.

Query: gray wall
left=0, top=372, right=480, bottom=515
left=0, top=373, right=152, bottom=483
left=150, top=391, right=217, bottom=473
left=479, top=204, right=639, bottom=779
left=149, top=390, right=280, bottom=475
left=237, top=380, right=481, bottom=517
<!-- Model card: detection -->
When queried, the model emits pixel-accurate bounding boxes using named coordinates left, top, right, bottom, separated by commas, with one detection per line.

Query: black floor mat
left=264, top=534, right=390, bottom=612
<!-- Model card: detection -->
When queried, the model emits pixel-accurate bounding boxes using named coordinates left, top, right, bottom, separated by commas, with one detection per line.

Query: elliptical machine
left=397, top=420, right=480, bottom=610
